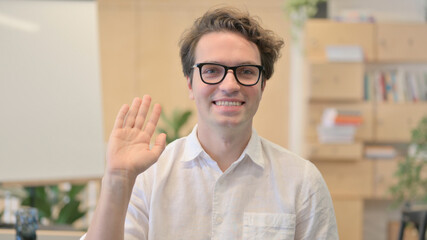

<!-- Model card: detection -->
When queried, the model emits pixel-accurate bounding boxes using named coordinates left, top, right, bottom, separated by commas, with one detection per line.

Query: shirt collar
left=243, top=128, right=265, bottom=169
left=182, top=125, right=205, bottom=161
left=182, top=125, right=265, bottom=169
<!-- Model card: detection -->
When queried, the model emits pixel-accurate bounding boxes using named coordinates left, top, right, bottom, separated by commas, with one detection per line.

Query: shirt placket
left=210, top=159, right=244, bottom=240
left=211, top=174, right=226, bottom=240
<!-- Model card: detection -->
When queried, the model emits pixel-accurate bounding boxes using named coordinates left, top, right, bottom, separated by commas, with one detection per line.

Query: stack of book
left=317, top=108, right=362, bottom=143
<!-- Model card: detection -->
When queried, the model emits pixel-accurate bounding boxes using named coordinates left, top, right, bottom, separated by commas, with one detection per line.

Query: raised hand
left=106, top=95, right=166, bottom=180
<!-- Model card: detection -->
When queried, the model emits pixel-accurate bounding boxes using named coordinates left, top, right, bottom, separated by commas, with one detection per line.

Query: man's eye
left=202, top=66, right=222, bottom=75
left=239, top=67, right=256, bottom=75
left=204, top=68, right=217, bottom=74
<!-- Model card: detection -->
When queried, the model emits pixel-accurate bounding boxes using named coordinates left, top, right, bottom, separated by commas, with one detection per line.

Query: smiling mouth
left=213, top=101, right=244, bottom=106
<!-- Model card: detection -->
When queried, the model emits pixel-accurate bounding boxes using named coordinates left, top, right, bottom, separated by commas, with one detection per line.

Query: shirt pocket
left=242, top=212, right=296, bottom=240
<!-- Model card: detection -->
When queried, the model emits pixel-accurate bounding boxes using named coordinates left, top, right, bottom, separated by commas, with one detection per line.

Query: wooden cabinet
left=333, top=198, right=364, bottom=240
left=309, top=63, right=365, bottom=101
left=373, top=158, right=399, bottom=199
left=372, top=157, right=427, bottom=199
left=305, top=21, right=427, bottom=63
left=376, top=23, right=427, bottom=62
left=375, top=103, right=427, bottom=142
left=314, top=160, right=374, bottom=197
left=305, top=20, right=375, bottom=62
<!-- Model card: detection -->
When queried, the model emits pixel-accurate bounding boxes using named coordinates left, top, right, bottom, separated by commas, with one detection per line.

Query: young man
left=84, top=7, right=338, bottom=240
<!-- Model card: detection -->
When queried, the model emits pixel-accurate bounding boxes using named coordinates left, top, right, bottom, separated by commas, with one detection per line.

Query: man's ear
left=187, top=76, right=194, bottom=100
left=261, top=79, right=266, bottom=91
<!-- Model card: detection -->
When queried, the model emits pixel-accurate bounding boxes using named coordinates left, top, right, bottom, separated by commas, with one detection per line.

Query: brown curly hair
left=179, top=7, right=284, bottom=83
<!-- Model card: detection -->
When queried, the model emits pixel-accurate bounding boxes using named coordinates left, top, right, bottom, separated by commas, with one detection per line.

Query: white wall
left=0, top=0, right=104, bottom=183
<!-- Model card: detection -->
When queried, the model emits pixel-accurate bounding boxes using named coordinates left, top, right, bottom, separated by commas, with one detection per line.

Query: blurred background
left=1, top=0, right=427, bottom=239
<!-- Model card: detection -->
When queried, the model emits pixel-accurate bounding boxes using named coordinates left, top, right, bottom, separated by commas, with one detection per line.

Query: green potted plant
left=20, top=183, right=87, bottom=228
left=389, top=117, right=427, bottom=209
left=284, top=0, right=327, bottom=32
left=157, top=108, right=193, bottom=144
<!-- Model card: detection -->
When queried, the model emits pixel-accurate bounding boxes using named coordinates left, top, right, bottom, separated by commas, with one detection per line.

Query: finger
left=113, top=104, right=130, bottom=129
left=143, top=103, right=162, bottom=137
left=124, top=97, right=142, bottom=128
left=151, top=133, right=167, bottom=157
left=134, top=95, right=151, bottom=129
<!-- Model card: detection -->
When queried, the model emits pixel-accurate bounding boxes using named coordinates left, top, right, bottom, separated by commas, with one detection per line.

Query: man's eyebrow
left=238, top=61, right=260, bottom=65
left=203, top=61, right=260, bottom=65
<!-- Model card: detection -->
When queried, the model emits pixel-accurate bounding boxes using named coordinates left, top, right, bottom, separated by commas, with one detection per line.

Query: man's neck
left=196, top=123, right=252, bottom=172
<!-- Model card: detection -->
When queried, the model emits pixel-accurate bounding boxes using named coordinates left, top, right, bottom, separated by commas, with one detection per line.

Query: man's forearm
left=85, top=170, right=136, bottom=240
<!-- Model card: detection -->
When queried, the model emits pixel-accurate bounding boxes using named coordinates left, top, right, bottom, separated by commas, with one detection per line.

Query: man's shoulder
left=258, top=136, right=316, bottom=170
left=259, top=137, right=303, bottom=159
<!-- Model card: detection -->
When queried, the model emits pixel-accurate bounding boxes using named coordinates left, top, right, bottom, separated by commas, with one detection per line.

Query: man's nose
left=219, top=70, right=240, bottom=91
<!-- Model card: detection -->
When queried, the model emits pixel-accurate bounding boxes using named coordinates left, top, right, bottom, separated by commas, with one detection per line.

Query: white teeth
left=215, top=101, right=242, bottom=106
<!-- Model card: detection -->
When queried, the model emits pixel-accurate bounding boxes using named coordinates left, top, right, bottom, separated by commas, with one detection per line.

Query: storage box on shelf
left=305, top=20, right=375, bottom=62
left=375, top=102, right=427, bottom=142
left=376, top=23, right=427, bottom=62
left=309, top=62, right=365, bottom=101
left=304, top=19, right=427, bottom=240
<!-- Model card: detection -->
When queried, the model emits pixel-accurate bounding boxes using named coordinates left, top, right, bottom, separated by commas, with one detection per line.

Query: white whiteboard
left=0, top=0, right=105, bottom=183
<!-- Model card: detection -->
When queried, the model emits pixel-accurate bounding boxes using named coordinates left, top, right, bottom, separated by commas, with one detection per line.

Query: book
left=321, top=108, right=362, bottom=126
left=408, top=72, right=419, bottom=102
left=417, top=72, right=427, bottom=101
left=317, top=125, right=356, bottom=143
left=364, top=72, right=370, bottom=101
left=395, top=69, right=406, bottom=103
left=334, top=115, right=363, bottom=125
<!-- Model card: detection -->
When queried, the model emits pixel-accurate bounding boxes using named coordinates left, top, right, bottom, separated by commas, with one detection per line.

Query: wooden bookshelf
left=304, top=19, right=427, bottom=240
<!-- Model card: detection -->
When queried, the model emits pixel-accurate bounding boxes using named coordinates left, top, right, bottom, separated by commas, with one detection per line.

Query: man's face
left=188, top=31, right=264, bottom=130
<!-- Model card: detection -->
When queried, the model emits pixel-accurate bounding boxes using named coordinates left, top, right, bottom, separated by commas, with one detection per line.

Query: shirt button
left=215, top=216, right=223, bottom=225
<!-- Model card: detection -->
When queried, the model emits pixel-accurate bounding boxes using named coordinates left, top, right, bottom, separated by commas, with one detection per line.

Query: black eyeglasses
left=192, top=63, right=264, bottom=86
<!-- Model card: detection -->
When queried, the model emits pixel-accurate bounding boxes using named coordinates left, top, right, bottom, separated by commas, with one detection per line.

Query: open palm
left=106, top=96, right=166, bottom=180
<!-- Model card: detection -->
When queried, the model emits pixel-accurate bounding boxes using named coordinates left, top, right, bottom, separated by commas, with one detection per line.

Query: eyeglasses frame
left=192, top=63, right=264, bottom=86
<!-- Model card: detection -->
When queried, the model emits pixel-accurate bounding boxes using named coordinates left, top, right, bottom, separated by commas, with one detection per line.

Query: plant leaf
left=177, top=111, right=192, bottom=130
left=68, top=184, right=86, bottom=199
left=55, top=200, right=86, bottom=225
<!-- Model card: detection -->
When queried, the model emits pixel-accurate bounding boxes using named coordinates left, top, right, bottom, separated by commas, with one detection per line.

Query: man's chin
left=214, top=117, right=251, bottom=129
